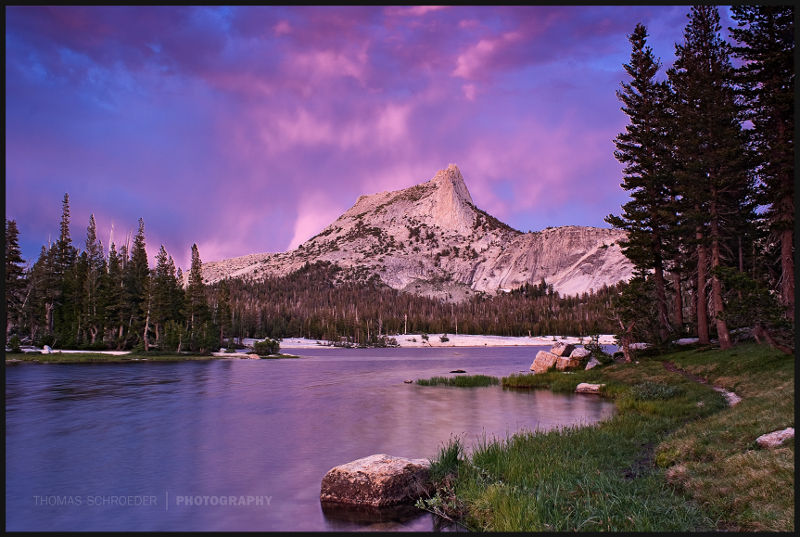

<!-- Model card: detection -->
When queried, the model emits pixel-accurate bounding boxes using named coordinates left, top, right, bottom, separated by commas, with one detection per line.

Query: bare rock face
left=756, top=427, right=794, bottom=449
left=575, top=383, right=605, bottom=394
left=202, top=165, right=635, bottom=302
left=530, top=350, right=559, bottom=374
left=320, top=454, right=431, bottom=507
left=550, top=342, right=576, bottom=357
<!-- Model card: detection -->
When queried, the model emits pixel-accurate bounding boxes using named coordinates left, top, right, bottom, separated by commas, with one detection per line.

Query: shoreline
left=6, top=334, right=619, bottom=363
left=273, top=334, right=619, bottom=349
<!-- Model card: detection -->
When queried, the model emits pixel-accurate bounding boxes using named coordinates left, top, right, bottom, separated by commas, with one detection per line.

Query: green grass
left=429, top=436, right=465, bottom=483
left=7, top=352, right=219, bottom=363
left=654, top=344, right=794, bottom=531
left=417, top=375, right=500, bottom=387
left=432, top=343, right=793, bottom=532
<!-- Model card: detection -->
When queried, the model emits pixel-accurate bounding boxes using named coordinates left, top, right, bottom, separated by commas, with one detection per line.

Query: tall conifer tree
left=730, top=5, right=795, bottom=320
left=124, top=218, right=150, bottom=348
left=187, top=244, right=210, bottom=351
left=668, top=6, right=752, bottom=349
left=83, top=215, right=106, bottom=344
left=5, top=219, right=27, bottom=339
left=606, top=23, right=675, bottom=343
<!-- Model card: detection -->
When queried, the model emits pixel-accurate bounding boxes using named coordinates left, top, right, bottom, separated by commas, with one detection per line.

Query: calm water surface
left=5, top=346, right=616, bottom=531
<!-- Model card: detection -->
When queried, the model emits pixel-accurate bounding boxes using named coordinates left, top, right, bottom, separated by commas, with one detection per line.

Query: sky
left=5, top=5, right=737, bottom=270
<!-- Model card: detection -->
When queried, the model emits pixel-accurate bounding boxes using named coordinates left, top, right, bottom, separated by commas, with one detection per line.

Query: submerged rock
left=530, top=350, right=559, bottom=374
left=756, top=427, right=794, bottom=449
left=320, top=454, right=431, bottom=507
left=550, top=342, right=576, bottom=357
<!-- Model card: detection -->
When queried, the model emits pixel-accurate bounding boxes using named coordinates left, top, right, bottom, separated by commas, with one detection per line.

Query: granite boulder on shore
left=531, top=343, right=592, bottom=373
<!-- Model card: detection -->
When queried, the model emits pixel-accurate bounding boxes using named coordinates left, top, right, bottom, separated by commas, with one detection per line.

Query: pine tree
left=730, top=6, right=795, bottom=321
left=172, top=262, right=186, bottom=324
left=151, top=245, right=181, bottom=348
left=105, top=243, right=126, bottom=347
left=52, top=193, right=78, bottom=345
left=668, top=6, right=752, bottom=349
left=5, top=219, right=27, bottom=340
left=124, top=218, right=150, bottom=349
left=187, top=243, right=210, bottom=352
left=606, top=23, right=675, bottom=343
left=27, top=245, right=58, bottom=342
left=53, top=194, right=76, bottom=278
left=83, top=214, right=106, bottom=344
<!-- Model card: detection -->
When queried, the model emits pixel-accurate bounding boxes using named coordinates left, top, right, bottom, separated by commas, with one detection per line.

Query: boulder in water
left=320, top=454, right=431, bottom=507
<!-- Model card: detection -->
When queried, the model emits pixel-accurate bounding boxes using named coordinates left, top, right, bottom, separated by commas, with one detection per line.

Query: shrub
left=253, top=338, right=281, bottom=356
left=8, top=335, right=22, bottom=353
left=422, top=333, right=429, bottom=341
left=585, top=334, right=614, bottom=364
left=440, top=334, right=450, bottom=343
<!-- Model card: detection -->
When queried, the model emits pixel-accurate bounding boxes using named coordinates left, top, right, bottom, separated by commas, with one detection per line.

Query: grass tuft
left=417, top=375, right=499, bottom=387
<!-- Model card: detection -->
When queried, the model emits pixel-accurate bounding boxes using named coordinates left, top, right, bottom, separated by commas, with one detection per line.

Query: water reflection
left=5, top=346, right=615, bottom=531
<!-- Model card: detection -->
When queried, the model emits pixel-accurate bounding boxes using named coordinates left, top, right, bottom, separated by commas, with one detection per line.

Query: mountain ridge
left=202, top=165, right=634, bottom=301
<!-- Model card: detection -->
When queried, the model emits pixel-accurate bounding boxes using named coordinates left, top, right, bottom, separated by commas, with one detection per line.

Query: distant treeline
left=213, top=261, right=623, bottom=343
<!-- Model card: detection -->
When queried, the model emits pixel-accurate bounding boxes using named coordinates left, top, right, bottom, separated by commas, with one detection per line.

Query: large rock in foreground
left=530, top=351, right=559, bottom=374
left=320, top=454, right=431, bottom=507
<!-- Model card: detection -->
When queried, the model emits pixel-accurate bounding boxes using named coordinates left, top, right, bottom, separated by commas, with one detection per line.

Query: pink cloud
left=289, top=47, right=369, bottom=83
left=453, top=31, right=523, bottom=80
left=273, top=19, right=291, bottom=35
left=385, top=6, right=448, bottom=17
left=462, top=83, right=477, bottom=101
left=287, top=191, right=347, bottom=250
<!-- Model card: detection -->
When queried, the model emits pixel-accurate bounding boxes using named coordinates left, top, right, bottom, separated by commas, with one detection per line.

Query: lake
left=5, top=345, right=616, bottom=531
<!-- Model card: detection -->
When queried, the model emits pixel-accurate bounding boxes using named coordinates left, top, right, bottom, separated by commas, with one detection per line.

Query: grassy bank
left=423, top=343, right=793, bottom=531
left=5, top=352, right=221, bottom=364
left=417, top=375, right=500, bottom=387
left=6, top=351, right=303, bottom=363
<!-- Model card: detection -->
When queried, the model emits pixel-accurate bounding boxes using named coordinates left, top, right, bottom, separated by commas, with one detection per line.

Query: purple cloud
left=6, top=6, right=700, bottom=269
